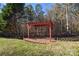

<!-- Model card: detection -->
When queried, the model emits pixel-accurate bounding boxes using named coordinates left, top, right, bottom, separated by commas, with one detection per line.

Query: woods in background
left=0, top=3, right=79, bottom=38
left=47, top=3, right=79, bottom=35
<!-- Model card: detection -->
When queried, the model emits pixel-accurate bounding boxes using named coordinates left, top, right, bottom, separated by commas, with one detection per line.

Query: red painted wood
left=27, top=20, right=53, bottom=26
left=26, top=20, right=54, bottom=39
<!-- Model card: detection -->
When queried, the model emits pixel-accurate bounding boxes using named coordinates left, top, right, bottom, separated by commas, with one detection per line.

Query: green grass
left=0, top=37, right=79, bottom=56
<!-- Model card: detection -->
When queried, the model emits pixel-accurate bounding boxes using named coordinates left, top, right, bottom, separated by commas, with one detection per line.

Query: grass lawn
left=0, top=37, right=79, bottom=56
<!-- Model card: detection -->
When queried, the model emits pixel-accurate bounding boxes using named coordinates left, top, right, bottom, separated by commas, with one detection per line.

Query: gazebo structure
left=25, top=20, right=54, bottom=41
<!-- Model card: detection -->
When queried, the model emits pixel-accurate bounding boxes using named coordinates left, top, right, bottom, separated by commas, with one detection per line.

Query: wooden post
left=49, top=25, right=51, bottom=42
left=27, top=24, right=30, bottom=38
left=21, top=24, right=25, bottom=39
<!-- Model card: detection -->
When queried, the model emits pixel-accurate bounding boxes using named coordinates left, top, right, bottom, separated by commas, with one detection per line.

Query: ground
left=0, top=37, right=79, bottom=56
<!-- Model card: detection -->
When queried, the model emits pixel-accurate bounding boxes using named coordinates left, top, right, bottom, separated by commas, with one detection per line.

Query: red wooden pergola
left=26, top=20, right=54, bottom=41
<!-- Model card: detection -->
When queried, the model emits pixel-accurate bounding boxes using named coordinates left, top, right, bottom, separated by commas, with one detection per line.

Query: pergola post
left=49, top=24, right=51, bottom=41
left=27, top=24, right=30, bottom=38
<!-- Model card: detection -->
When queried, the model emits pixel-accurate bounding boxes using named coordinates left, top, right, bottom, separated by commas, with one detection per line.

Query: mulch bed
left=23, top=38, right=56, bottom=44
